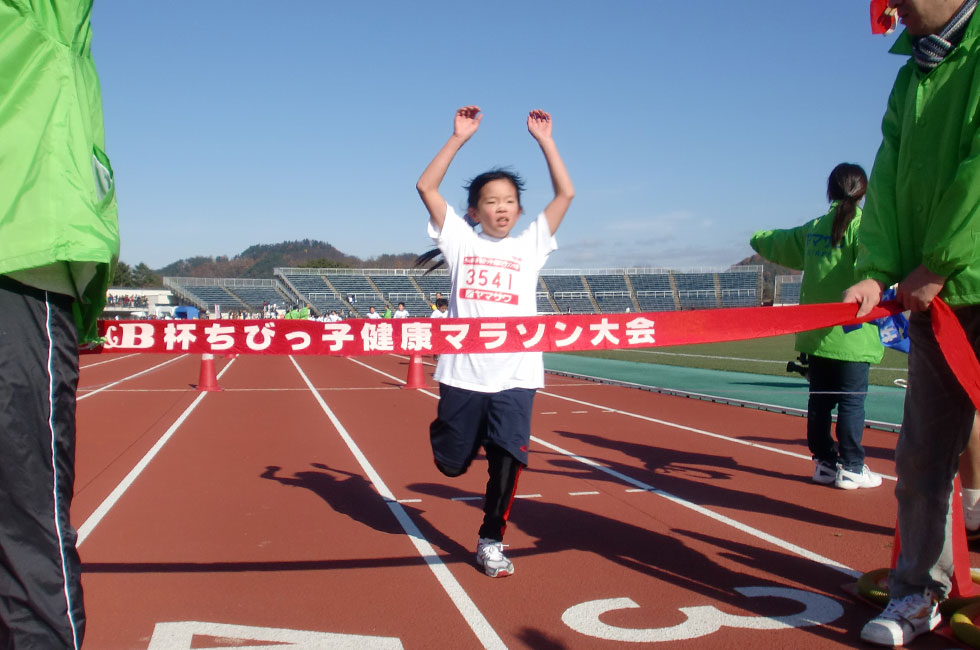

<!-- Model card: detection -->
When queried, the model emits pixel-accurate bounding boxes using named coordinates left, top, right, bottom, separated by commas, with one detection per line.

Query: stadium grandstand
left=773, top=274, right=803, bottom=306
left=163, top=277, right=296, bottom=316
left=719, top=265, right=764, bottom=307
left=164, top=266, right=763, bottom=317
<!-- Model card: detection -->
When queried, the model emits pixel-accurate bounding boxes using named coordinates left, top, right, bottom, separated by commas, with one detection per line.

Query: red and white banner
left=87, top=301, right=904, bottom=356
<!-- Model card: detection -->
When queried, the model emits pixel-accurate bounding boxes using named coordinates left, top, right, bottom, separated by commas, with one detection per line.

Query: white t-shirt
left=430, top=309, right=447, bottom=318
left=393, top=309, right=410, bottom=318
left=428, top=204, right=556, bottom=392
left=366, top=311, right=382, bottom=319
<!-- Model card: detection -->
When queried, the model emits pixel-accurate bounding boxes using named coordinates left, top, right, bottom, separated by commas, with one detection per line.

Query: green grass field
left=565, top=334, right=909, bottom=387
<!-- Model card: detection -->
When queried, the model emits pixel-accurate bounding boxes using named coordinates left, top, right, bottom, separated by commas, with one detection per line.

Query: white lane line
left=540, top=411, right=558, bottom=415
left=349, top=360, right=867, bottom=581
left=350, top=358, right=862, bottom=575
left=571, top=410, right=588, bottom=414
left=345, top=356, right=442, bottom=399
left=79, top=386, right=415, bottom=393
left=539, top=389, right=897, bottom=483
left=289, top=357, right=505, bottom=650
left=625, top=488, right=650, bottom=493
left=78, top=389, right=193, bottom=393
left=599, top=347, right=908, bottom=373
left=77, top=355, right=188, bottom=401
left=529, top=434, right=861, bottom=579
left=411, top=492, right=604, bottom=501
left=77, top=358, right=236, bottom=547
left=79, top=353, right=139, bottom=369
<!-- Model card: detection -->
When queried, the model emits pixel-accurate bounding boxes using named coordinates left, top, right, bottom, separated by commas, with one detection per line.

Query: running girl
left=416, top=105, right=574, bottom=576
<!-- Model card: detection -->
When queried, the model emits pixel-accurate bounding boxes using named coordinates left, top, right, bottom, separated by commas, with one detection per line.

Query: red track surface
left=73, top=352, right=976, bottom=648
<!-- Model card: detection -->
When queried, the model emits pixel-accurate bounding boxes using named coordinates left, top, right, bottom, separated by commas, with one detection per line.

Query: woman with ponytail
left=751, top=163, right=884, bottom=490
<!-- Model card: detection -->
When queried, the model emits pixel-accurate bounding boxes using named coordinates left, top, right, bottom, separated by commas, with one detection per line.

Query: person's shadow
left=260, top=463, right=464, bottom=558
left=261, top=463, right=405, bottom=535
left=738, top=434, right=897, bottom=463
left=534, top=429, right=892, bottom=536
left=407, top=479, right=868, bottom=647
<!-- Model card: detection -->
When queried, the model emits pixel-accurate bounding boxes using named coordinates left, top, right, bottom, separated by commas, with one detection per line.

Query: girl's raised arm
left=416, top=106, right=482, bottom=229
left=527, top=109, right=574, bottom=235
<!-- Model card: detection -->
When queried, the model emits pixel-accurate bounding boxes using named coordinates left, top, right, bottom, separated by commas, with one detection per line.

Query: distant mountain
left=146, top=243, right=790, bottom=294
left=732, top=253, right=801, bottom=303
left=154, top=239, right=419, bottom=279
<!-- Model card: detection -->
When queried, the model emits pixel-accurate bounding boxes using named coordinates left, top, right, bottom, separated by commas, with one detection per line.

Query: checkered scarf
left=913, top=0, right=977, bottom=70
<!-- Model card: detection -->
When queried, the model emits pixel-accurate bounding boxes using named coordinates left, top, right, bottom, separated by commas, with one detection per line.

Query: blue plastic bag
left=842, top=288, right=909, bottom=353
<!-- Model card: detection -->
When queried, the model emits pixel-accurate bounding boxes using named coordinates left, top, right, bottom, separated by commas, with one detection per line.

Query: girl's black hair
left=416, top=168, right=526, bottom=273
left=827, top=162, right=868, bottom=247
left=465, top=168, right=525, bottom=209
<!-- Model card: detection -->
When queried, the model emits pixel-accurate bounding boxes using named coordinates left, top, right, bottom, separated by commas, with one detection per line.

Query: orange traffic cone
left=402, top=353, right=428, bottom=389
left=197, top=353, right=223, bottom=392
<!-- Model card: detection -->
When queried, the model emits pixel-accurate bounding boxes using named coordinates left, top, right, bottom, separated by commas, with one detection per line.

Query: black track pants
left=0, top=276, right=84, bottom=649
left=478, top=444, right=524, bottom=542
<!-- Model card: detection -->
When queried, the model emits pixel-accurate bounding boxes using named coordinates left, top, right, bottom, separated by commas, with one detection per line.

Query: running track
left=73, top=352, right=974, bottom=648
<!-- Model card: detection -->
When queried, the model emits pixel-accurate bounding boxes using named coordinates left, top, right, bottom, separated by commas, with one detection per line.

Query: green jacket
left=751, top=205, right=884, bottom=363
left=0, top=0, right=119, bottom=343
left=858, top=14, right=980, bottom=306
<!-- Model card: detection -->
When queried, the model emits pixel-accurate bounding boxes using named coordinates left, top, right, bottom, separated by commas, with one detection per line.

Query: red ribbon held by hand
left=932, top=297, right=980, bottom=412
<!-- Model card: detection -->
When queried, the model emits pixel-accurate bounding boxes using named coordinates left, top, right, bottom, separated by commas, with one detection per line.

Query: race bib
left=460, top=255, right=521, bottom=305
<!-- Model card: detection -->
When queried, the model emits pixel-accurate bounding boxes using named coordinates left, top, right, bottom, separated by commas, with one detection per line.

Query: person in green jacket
left=751, top=163, right=884, bottom=491
left=0, top=1, right=118, bottom=647
left=843, top=0, right=980, bottom=645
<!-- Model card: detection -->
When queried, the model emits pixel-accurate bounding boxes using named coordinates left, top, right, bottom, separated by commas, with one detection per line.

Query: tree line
left=111, top=261, right=162, bottom=288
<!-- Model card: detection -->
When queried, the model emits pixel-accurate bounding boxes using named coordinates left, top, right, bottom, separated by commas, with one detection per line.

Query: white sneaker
left=965, top=501, right=980, bottom=534
left=860, top=590, right=940, bottom=646
left=812, top=460, right=838, bottom=484
left=835, top=464, right=882, bottom=490
left=476, top=537, right=513, bottom=578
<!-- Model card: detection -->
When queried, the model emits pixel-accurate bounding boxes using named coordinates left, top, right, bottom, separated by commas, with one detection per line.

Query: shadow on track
left=532, top=430, right=893, bottom=536
left=260, top=463, right=403, bottom=535
left=408, top=480, right=866, bottom=647
left=83, top=463, right=467, bottom=575
left=737, top=436, right=896, bottom=464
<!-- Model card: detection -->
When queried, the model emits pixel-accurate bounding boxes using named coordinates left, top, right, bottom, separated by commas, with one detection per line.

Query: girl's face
left=468, top=178, right=522, bottom=239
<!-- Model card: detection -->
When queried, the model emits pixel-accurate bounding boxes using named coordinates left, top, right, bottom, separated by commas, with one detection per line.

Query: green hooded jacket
left=857, top=13, right=980, bottom=306
left=751, top=204, right=884, bottom=363
left=0, top=0, right=119, bottom=343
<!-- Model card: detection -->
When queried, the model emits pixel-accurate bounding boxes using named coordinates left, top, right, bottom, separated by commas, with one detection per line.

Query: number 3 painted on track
left=561, top=586, right=844, bottom=642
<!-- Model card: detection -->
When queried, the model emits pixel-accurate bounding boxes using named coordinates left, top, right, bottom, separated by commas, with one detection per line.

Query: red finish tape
left=87, top=301, right=906, bottom=357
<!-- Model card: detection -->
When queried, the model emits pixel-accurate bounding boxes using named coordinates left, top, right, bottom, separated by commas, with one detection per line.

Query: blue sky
left=91, top=1, right=904, bottom=272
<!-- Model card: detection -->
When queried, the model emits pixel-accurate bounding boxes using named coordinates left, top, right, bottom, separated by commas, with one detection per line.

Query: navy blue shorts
left=430, top=383, right=536, bottom=472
